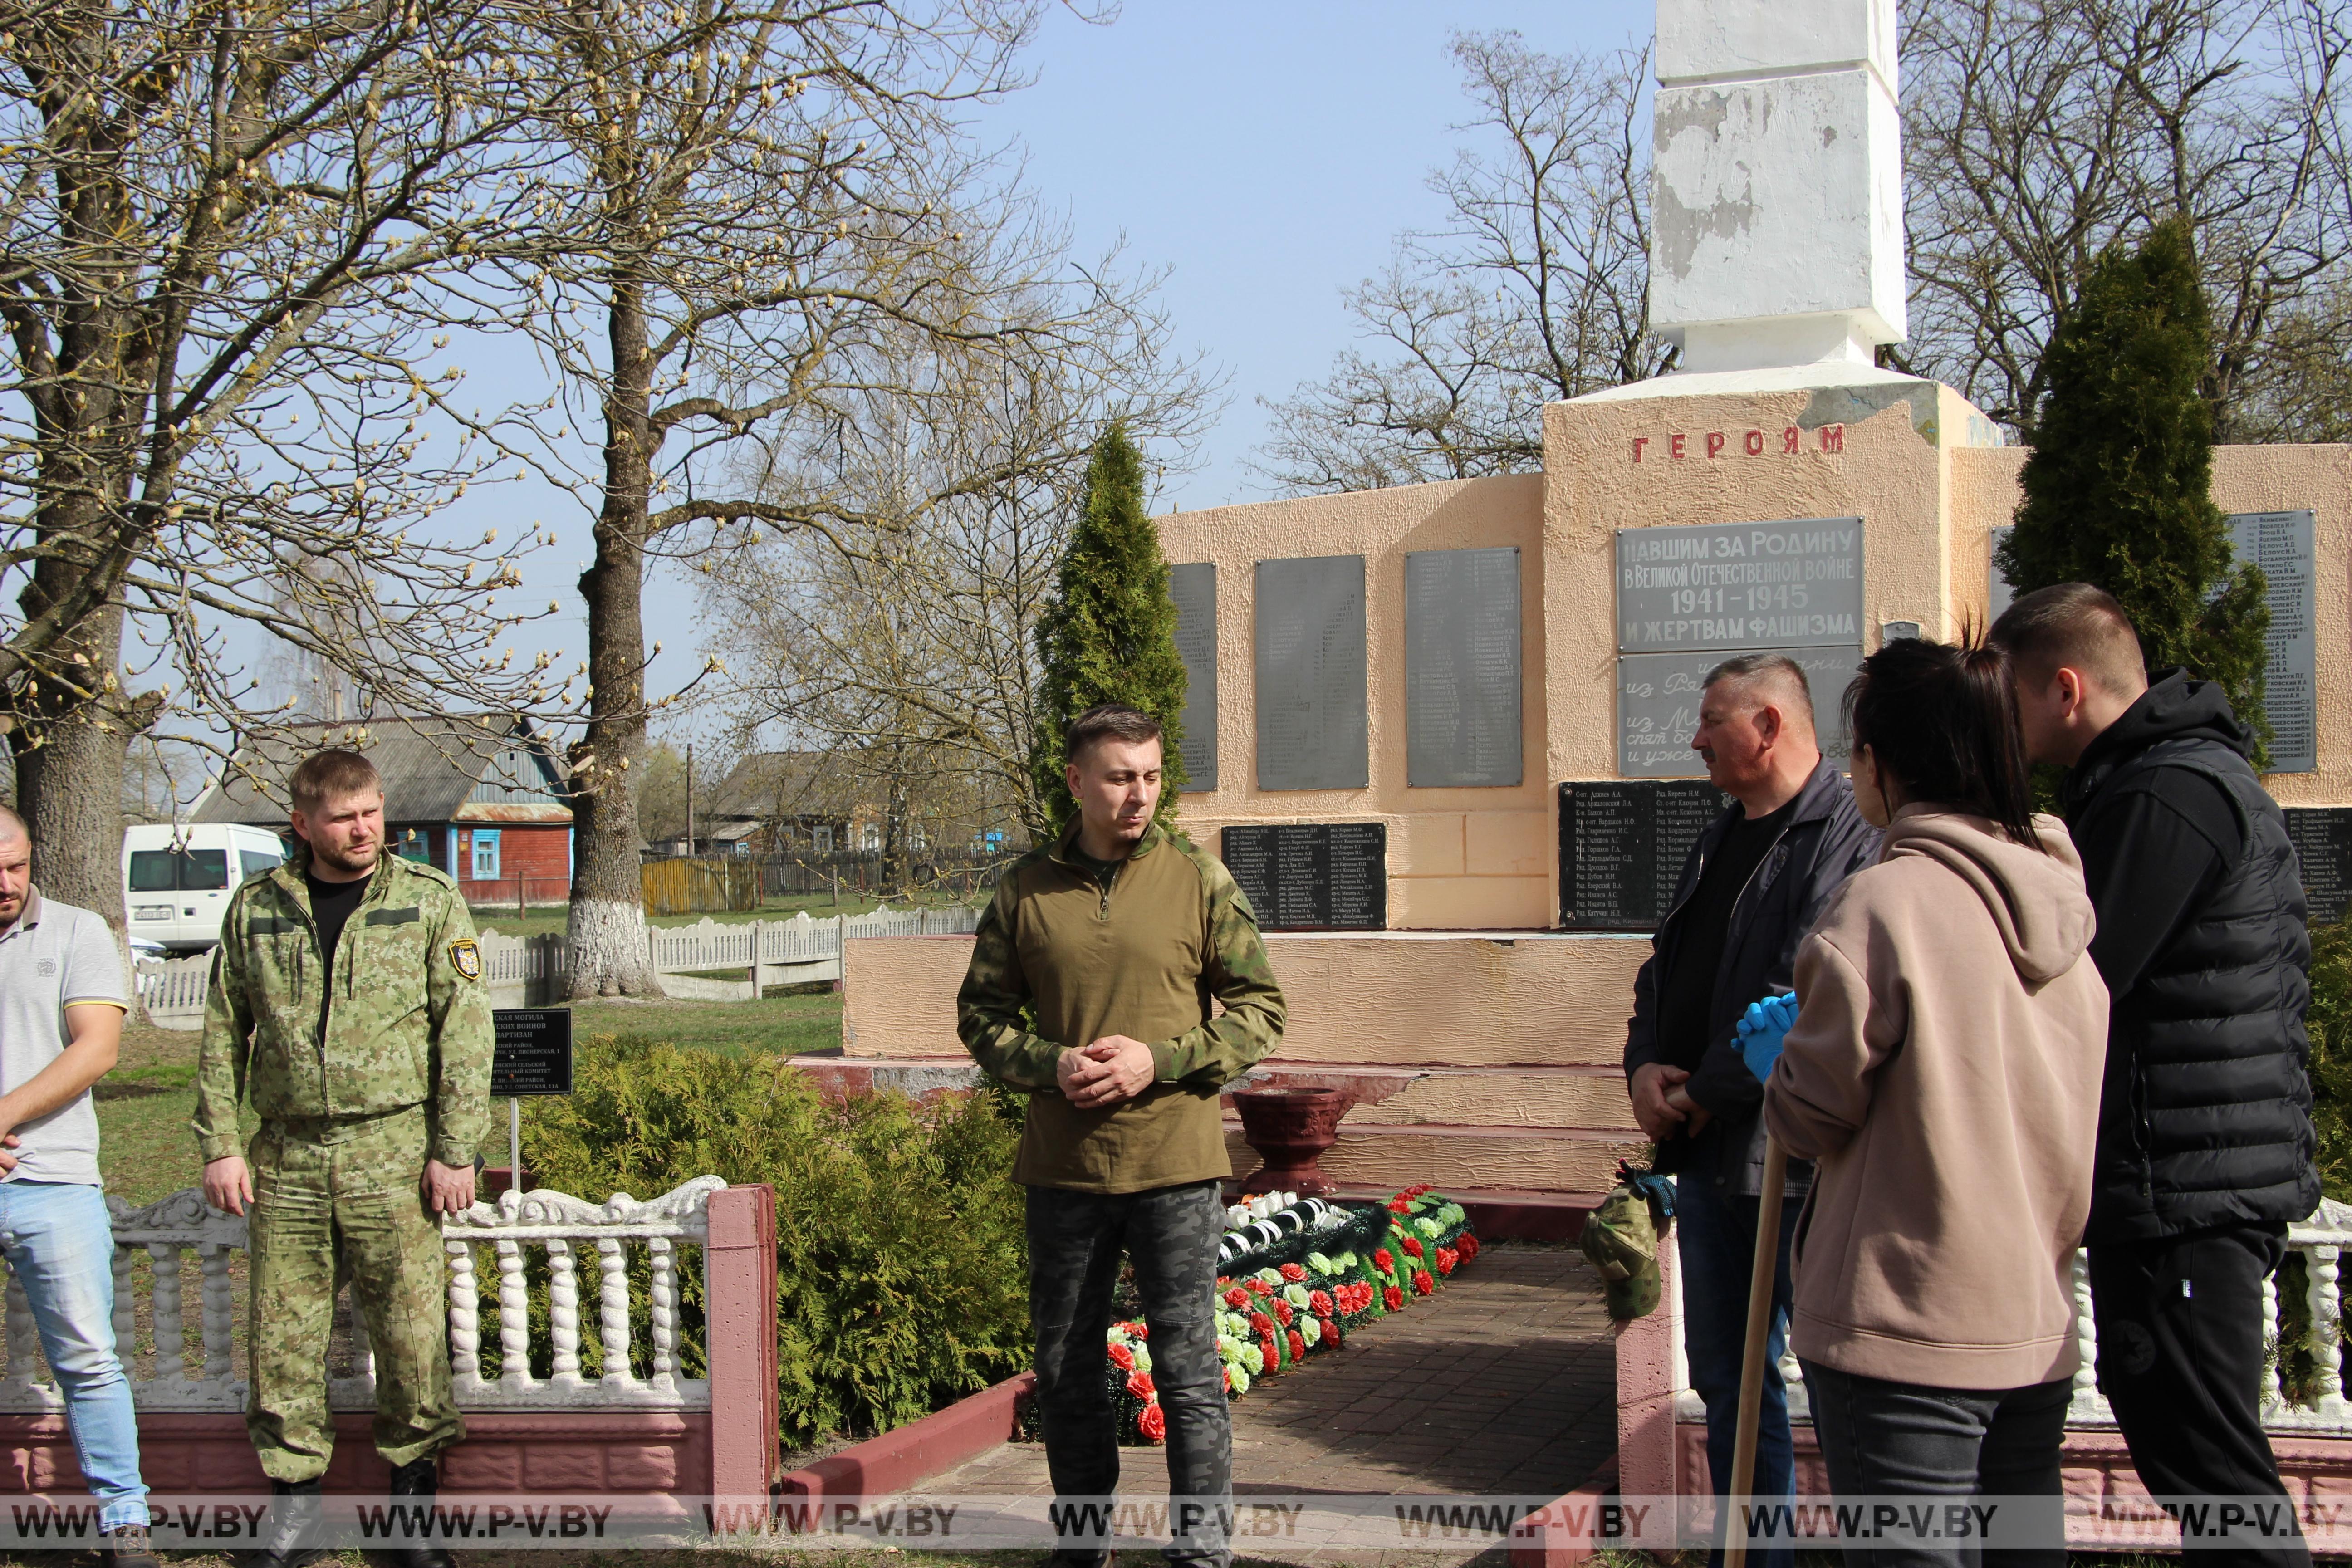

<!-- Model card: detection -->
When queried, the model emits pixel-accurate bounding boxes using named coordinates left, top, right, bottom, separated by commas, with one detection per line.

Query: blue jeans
left=1676, top=1171, right=1800, bottom=1568
left=0, top=1181, right=145, bottom=1529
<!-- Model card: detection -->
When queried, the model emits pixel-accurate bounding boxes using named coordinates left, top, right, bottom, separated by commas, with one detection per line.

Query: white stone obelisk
left=1648, top=0, right=1906, bottom=378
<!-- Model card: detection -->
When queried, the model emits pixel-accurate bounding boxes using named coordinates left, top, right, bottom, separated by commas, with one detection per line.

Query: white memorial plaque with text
left=1617, top=519, right=1865, bottom=653
left=2227, top=510, right=2317, bottom=775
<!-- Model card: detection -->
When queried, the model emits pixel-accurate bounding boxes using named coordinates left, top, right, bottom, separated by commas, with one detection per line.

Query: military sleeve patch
left=449, top=939, right=483, bottom=980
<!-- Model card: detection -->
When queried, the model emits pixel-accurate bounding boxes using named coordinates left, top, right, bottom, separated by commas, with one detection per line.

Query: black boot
left=382, top=1458, right=458, bottom=1568
left=97, top=1521, right=159, bottom=1568
left=239, top=1479, right=327, bottom=1568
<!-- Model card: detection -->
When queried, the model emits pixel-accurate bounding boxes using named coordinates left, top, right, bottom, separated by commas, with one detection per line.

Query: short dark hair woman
left=1759, top=634, right=2110, bottom=1564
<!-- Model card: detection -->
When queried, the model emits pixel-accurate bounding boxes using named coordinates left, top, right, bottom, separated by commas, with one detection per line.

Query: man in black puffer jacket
left=1996, top=583, right=2315, bottom=1568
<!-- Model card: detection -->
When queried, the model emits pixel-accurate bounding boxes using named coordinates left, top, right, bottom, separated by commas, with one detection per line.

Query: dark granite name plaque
left=1170, top=562, right=1219, bottom=789
left=2287, top=808, right=2352, bottom=924
left=1254, top=555, right=1369, bottom=791
left=492, top=1009, right=574, bottom=1097
left=1220, top=823, right=1387, bottom=931
left=1558, top=781, right=1729, bottom=931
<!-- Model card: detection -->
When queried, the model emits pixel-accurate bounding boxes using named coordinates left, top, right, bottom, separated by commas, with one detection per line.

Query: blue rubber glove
left=1735, top=992, right=1799, bottom=1085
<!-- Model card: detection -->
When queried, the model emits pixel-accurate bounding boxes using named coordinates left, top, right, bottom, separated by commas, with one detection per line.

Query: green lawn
left=471, top=890, right=984, bottom=941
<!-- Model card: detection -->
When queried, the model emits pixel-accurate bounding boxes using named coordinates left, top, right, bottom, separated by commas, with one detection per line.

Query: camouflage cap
left=1579, top=1183, right=1668, bottom=1320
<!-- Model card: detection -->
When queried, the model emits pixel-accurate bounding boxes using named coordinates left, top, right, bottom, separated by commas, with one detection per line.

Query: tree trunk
left=14, top=603, right=143, bottom=1023
left=566, top=274, right=666, bottom=998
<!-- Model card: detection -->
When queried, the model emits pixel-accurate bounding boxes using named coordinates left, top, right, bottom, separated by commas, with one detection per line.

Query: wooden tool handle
left=1724, top=1137, right=1790, bottom=1568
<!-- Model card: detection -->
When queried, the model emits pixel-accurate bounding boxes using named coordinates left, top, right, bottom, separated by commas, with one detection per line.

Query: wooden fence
left=640, top=857, right=761, bottom=916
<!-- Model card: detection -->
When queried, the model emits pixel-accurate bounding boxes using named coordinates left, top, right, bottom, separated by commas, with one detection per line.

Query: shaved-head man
left=1621, top=653, right=1880, bottom=1568
left=0, top=805, right=153, bottom=1564
left=1994, top=584, right=2316, bottom=1566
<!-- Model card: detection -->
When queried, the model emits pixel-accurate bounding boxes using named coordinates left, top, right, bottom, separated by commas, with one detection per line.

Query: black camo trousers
left=1027, top=1180, right=1231, bottom=1568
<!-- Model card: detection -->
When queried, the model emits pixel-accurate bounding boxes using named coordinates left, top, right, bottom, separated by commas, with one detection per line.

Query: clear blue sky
left=396, top=1, right=1657, bottom=740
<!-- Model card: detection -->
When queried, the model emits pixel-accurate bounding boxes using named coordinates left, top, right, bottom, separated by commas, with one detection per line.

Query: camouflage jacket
left=193, top=846, right=492, bottom=1166
left=957, top=821, right=1286, bottom=1191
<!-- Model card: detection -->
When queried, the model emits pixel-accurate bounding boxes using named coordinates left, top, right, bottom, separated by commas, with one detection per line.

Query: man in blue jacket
left=1622, top=653, right=1879, bottom=1568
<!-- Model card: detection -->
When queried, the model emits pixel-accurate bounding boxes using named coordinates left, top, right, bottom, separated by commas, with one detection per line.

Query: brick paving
left=929, top=1244, right=1617, bottom=1560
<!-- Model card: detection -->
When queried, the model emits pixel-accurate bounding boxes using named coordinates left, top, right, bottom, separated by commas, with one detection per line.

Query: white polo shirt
left=0, top=891, right=127, bottom=1185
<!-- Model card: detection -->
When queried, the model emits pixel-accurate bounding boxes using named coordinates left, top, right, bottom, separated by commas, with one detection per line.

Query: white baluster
left=149, top=1243, right=185, bottom=1381
left=598, top=1238, right=635, bottom=1386
left=2263, top=1264, right=2284, bottom=1415
left=200, top=1245, right=235, bottom=1383
left=2307, top=1245, right=2346, bottom=1415
left=2069, top=1250, right=2104, bottom=1421
left=495, top=1238, right=533, bottom=1387
left=649, top=1237, right=676, bottom=1387
left=446, top=1241, right=480, bottom=1382
left=4, top=1272, right=36, bottom=1392
left=547, top=1240, right=582, bottom=1384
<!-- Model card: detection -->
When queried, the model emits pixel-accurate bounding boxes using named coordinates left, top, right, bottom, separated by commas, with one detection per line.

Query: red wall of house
left=457, top=823, right=571, bottom=908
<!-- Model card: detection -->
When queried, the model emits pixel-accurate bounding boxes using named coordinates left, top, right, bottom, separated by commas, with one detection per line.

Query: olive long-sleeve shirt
left=956, top=822, right=1287, bottom=1192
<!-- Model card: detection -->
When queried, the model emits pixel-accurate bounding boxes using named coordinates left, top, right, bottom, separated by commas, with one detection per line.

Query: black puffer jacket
left=2063, top=673, right=2319, bottom=1243
left=1624, top=759, right=1881, bottom=1196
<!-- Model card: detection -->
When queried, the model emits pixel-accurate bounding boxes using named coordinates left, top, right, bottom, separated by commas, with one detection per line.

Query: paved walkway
left=931, top=1244, right=1617, bottom=1560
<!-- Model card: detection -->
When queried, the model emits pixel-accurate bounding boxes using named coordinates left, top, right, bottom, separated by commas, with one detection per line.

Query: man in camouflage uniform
left=959, top=703, right=1286, bottom=1568
left=196, top=749, right=491, bottom=1568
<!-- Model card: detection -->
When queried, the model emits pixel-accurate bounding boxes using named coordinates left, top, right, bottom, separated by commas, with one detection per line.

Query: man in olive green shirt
left=958, top=704, right=1285, bottom=1568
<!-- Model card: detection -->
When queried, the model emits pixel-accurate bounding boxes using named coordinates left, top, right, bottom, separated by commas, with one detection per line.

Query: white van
left=122, top=823, right=288, bottom=952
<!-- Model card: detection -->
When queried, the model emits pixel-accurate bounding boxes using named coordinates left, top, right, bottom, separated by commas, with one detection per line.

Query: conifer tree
left=1031, top=422, right=1189, bottom=837
left=1997, top=216, right=2270, bottom=748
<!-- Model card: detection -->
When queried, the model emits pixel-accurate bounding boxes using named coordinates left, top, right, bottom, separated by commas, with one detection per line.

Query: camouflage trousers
left=246, top=1105, right=463, bottom=1481
left=1027, top=1179, right=1230, bottom=1568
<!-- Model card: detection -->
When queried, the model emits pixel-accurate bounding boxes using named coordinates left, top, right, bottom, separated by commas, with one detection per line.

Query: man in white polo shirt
left=0, top=804, right=153, bottom=1565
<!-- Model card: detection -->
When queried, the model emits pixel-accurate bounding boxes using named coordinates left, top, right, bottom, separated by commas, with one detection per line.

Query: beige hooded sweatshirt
left=1764, top=804, right=2109, bottom=1390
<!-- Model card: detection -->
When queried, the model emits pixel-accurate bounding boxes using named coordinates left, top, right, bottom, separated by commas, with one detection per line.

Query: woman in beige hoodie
left=1759, top=636, right=2108, bottom=1561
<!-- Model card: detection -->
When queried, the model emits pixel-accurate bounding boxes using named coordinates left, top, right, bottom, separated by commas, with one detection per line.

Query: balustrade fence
left=0, top=1178, right=731, bottom=1418
left=1662, top=1196, right=2352, bottom=1436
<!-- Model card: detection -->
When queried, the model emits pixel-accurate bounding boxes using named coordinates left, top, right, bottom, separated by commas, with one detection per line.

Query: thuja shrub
left=522, top=1034, right=1030, bottom=1443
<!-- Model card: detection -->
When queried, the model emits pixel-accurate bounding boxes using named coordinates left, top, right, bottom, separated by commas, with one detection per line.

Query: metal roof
left=189, top=715, right=570, bottom=827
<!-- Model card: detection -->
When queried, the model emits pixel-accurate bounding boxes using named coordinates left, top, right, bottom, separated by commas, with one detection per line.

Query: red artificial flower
left=1223, top=1364, right=1235, bottom=1392
left=1273, top=1299, right=1294, bottom=1327
left=1126, top=1371, right=1156, bottom=1399
left=1260, top=1333, right=1281, bottom=1370
left=1401, top=1235, right=1425, bottom=1259
left=1373, top=1247, right=1395, bottom=1274
left=1413, top=1269, right=1435, bottom=1295
left=1383, top=1285, right=1404, bottom=1312
left=1108, top=1342, right=1135, bottom=1370
left=1287, top=1330, right=1306, bottom=1360
left=1248, top=1311, right=1274, bottom=1334
left=1223, top=1287, right=1251, bottom=1309
left=1436, top=1247, right=1459, bottom=1277
left=1280, top=1261, right=1307, bottom=1283
left=1137, top=1402, right=1166, bottom=1443
left=1308, top=1289, right=1333, bottom=1316
left=1457, top=1234, right=1480, bottom=1261
left=1317, top=1316, right=1340, bottom=1345
left=1387, top=1197, right=1412, bottom=1214
left=1126, top=1322, right=1150, bottom=1340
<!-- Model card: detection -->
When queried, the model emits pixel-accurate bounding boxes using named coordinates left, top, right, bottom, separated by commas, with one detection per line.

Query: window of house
left=814, top=826, right=833, bottom=854
left=860, top=823, right=881, bottom=852
left=470, top=829, right=501, bottom=881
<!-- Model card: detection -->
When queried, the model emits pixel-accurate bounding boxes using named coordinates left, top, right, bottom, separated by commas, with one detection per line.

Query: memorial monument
left=830, top=0, right=2352, bottom=1217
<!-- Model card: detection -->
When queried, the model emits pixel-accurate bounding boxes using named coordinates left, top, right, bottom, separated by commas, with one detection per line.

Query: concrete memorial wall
left=831, top=0, right=2352, bottom=1214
